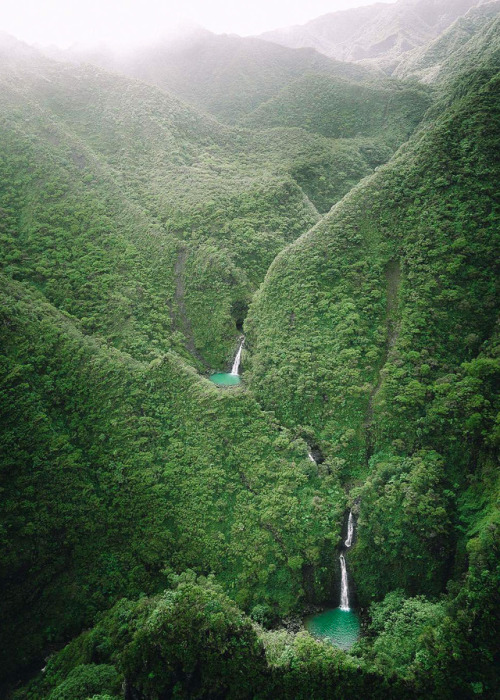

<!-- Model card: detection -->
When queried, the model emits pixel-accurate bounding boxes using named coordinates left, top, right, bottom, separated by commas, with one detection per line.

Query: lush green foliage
left=0, top=275, right=346, bottom=680
left=350, top=451, right=454, bottom=600
left=247, top=57, right=499, bottom=478
left=246, top=48, right=499, bottom=698
left=16, top=575, right=392, bottom=700
left=241, top=74, right=431, bottom=146
left=1, top=14, right=499, bottom=700
left=357, top=591, right=446, bottom=678
left=0, top=46, right=424, bottom=370
left=395, top=10, right=500, bottom=84
left=79, top=32, right=374, bottom=125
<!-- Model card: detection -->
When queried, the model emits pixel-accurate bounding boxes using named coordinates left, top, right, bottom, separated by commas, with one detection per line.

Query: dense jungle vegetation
left=0, top=5, right=499, bottom=700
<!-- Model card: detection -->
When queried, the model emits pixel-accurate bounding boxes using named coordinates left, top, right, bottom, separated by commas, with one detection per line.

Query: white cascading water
left=344, top=510, right=354, bottom=548
left=339, top=553, right=350, bottom=611
left=307, top=451, right=316, bottom=463
left=230, top=337, right=244, bottom=376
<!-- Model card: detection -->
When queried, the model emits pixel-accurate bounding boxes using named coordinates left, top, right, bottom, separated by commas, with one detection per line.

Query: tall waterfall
left=339, top=554, right=350, bottom=611
left=307, top=451, right=316, bottom=463
left=344, top=510, right=354, bottom=548
left=230, top=337, right=244, bottom=376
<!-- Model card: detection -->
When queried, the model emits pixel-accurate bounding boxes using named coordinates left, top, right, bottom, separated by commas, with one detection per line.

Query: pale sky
left=0, top=0, right=396, bottom=49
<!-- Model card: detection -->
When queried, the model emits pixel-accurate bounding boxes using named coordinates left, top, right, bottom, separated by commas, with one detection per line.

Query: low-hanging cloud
left=0, top=0, right=397, bottom=49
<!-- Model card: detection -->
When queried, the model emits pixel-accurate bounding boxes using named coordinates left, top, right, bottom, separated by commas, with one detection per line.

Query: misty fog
left=0, top=0, right=397, bottom=49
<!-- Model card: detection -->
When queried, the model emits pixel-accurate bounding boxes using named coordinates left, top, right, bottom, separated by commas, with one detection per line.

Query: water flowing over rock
left=307, top=451, right=316, bottom=463
left=230, top=337, right=244, bottom=376
left=345, top=510, right=354, bottom=548
left=339, top=553, right=350, bottom=611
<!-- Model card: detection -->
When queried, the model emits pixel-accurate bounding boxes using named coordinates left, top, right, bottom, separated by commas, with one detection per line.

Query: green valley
left=0, top=2, right=499, bottom=698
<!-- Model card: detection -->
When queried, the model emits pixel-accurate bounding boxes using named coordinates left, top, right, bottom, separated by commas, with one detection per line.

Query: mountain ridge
left=44, top=30, right=379, bottom=124
left=0, top=9, right=498, bottom=700
left=259, top=0, right=496, bottom=72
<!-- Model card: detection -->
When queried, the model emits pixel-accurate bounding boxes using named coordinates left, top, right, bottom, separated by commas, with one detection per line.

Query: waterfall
left=307, top=451, right=316, bottom=463
left=339, top=509, right=355, bottom=610
left=230, top=337, right=244, bottom=376
left=344, top=510, right=354, bottom=548
left=339, top=553, right=350, bottom=611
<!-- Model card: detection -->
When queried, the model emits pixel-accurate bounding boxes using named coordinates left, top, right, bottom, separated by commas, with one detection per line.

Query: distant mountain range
left=259, top=0, right=498, bottom=72
left=46, top=30, right=377, bottom=125
left=40, top=0, right=499, bottom=125
left=394, top=0, right=500, bottom=81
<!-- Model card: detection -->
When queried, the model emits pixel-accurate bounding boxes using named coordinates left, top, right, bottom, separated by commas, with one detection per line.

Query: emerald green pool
left=304, top=608, right=360, bottom=650
left=208, top=373, right=241, bottom=386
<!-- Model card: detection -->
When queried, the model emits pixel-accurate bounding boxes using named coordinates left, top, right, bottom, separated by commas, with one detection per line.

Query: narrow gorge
left=1, top=3, right=499, bottom=698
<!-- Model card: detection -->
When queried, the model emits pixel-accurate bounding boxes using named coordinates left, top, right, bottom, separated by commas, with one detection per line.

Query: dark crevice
left=231, top=300, right=249, bottom=333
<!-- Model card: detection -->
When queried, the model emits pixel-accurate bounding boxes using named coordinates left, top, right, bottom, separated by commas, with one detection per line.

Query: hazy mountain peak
left=259, top=0, right=490, bottom=71
left=0, top=31, right=40, bottom=58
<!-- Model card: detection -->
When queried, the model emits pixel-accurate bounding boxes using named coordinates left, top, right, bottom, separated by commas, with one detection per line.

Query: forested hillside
left=0, top=34, right=426, bottom=691
left=394, top=2, right=500, bottom=82
left=247, top=42, right=499, bottom=698
left=0, top=35, right=431, bottom=369
left=55, top=31, right=376, bottom=124
left=241, top=74, right=430, bottom=144
left=1, top=274, right=345, bottom=681
left=260, top=0, right=490, bottom=70
left=1, top=5, right=499, bottom=700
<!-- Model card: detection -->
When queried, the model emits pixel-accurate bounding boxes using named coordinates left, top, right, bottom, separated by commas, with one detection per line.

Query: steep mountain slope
left=0, top=39, right=348, bottom=368
left=246, top=48, right=499, bottom=696
left=241, top=73, right=431, bottom=146
left=53, top=30, right=434, bottom=217
left=260, top=0, right=489, bottom=72
left=0, top=36, right=400, bottom=688
left=0, top=35, right=433, bottom=372
left=394, top=2, right=500, bottom=82
left=58, top=30, right=376, bottom=124
left=247, top=51, right=499, bottom=470
left=0, top=274, right=343, bottom=682
left=260, top=3, right=383, bottom=58
left=1, top=47, right=380, bottom=678
left=1, top=14, right=499, bottom=700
